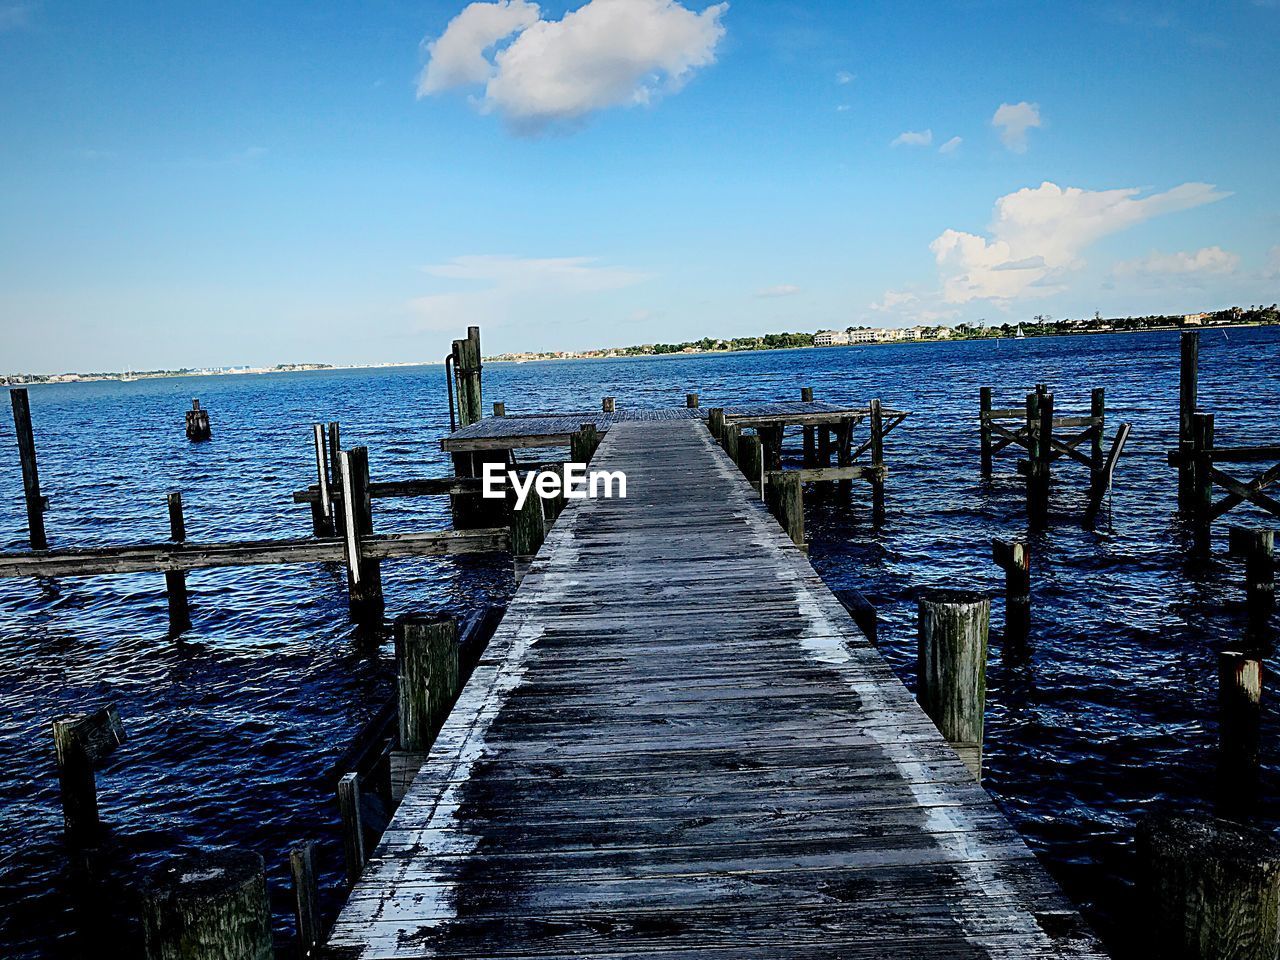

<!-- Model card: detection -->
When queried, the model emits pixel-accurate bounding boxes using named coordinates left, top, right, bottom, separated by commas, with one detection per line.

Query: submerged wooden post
left=165, top=493, right=191, bottom=635
left=602, top=396, right=616, bottom=414
left=1190, top=412, right=1215, bottom=553
left=10, top=388, right=48, bottom=549
left=185, top=399, right=211, bottom=442
left=1137, top=813, right=1280, bottom=960
left=800, top=388, right=817, bottom=467
left=310, top=425, right=333, bottom=538
left=917, top=590, right=989, bottom=780
left=1229, top=528, right=1276, bottom=626
left=992, top=539, right=1030, bottom=642
left=338, top=448, right=383, bottom=621
left=979, top=387, right=993, bottom=479
left=492, top=401, right=505, bottom=417
left=337, top=773, right=365, bottom=885
left=1083, top=422, right=1132, bottom=531
left=836, top=417, right=854, bottom=498
left=290, top=841, right=321, bottom=960
left=396, top=616, right=459, bottom=752
left=1179, top=331, right=1200, bottom=509
left=141, top=849, right=272, bottom=960
left=1025, top=391, right=1050, bottom=528
left=686, top=393, right=699, bottom=409
left=1219, top=650, right=1263, bottom=793
left=869, top=398, right=885, bottom=523
left=1089, top=388, right=1106, bottom=490
left=52, top=705, right=126, bottom=847
left=768, top=472, right=804, bottom=547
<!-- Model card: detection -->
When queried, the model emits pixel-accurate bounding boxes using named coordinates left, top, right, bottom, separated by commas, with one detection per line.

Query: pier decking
left=328, top=417, right=1105, bottom=959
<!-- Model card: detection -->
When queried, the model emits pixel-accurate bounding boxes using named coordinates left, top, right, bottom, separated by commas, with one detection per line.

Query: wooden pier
left=326, top=417, right=1105, bottom=959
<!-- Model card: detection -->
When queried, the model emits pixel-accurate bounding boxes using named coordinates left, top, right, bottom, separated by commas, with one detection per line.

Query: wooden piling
left=141, top=849, right=273, bottom=960
left=917, top=589, right=989, bottom=780
left=707, top=408, right=725, bottom=442
left=311, top=425, right=334, bottom=538
left=723, top=423, right=741, bottom=464
left=337, top=773, right=365, bottom=885
left=1219, top=650, right=1263, bottom=788
left=800, top=388, right=816, bottom=467
left=492, top=402, right=506, bottom=417
left=571, top=423, right=601, bottom=464
left=1083, top=422, right=1132, bottom=531
left=396, top=616, right=459, bottom=752
left=602, top=397, right=616, bottom=414
left=1025, top=391, right=1050, bottom=528
left=1229, top=528, right=1275, bottom=625
left=836, top=417, right=854, bottom=498
left=9, top=388, right=48, bottom=549
left=1179, top=331, right=1200, bottom=509
left=992, top=539, right=1030, bottom=641
left=185, top=399, right=211, bottom=442
left=451, top=327, right=484, bottom=428
left=52, top=705, right=126, bottom=847
left=979, top=387, right=993, bottom=480
left=1137, top=813, right=1280, bottom=960
left=686, top=393, right=699, bottom=409
left=338, top=448, right=383, bottom=621
left=869, top=398, right=885, bottom=523
left=738, top=433, right=763, bottom=494
left=290, top=841, right=322, bottom=959
left=511, top=490, right=546, bottom=577
left=768, top=471, right=804, bottom=547
left=1191, top=412, right=1215, bottom=551
left=1090, top=387, right=1106, bottom=482
left=759, top=425, right=784, bottom=473
left=165, top=493, right=191, bottom=635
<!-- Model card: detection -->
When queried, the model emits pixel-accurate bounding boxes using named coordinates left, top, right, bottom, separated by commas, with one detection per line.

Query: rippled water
left=2, top=328, right=1277, bottom=958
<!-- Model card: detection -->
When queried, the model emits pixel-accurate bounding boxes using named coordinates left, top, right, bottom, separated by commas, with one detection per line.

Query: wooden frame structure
left=1167, top=331, right=1280, bottom=550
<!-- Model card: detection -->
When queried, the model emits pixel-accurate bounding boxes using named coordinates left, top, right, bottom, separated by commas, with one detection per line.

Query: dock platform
left=328, top=417, right=1105, bottom=959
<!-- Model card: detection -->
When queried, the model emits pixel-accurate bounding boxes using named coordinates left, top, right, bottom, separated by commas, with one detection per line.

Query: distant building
left=814, top=330, right=851, bottom=346
left=1182, top=313, right=1210, bottom=325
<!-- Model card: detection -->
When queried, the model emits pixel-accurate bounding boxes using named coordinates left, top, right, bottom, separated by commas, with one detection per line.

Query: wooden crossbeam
left=0, top=529, right=510, bottom=579
left=849, top=412, right=908, bottom=462
left=1083, top=423, right=1132, bottom=529
left=1046, top=428, right=1097, bottom=468
left=766, top=465, right=882, bottom=483
left=1169, top=445, right=1280, bottom=466
left=1208, top=463, right=1280, bottom=522
left=989, top=419, right=1030, bottom=454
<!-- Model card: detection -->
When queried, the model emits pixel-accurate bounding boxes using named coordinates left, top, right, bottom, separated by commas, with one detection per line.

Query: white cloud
left=755, top=284, right=801, bottom=298
left=939, top=136, right=962, bottom=154
left=871, top=290, right=918, bottom=311
left=835, top=70, right=855, bottom=85
left=992, top=101, right=1042, bottom=153
left=420, top=0, right=728, bottom=132
left=928, top=180, right=1229, bottom=304
left=411, top=255, right=647, bottom=331
left=419, top=0, right=541, bottom=95
left=1113, top=246, right=1240, bottom=277
left=891, top=129, right=932, bottom=147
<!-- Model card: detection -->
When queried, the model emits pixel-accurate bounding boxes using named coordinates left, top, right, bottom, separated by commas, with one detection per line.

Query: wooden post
left=800, top=388, right=816, bottom=468
left=511, top=489, right=545, bottom=581
left=165, top=493, right=191, bottom=636
left=602, top=397, right=616, bottom=414
left=738, top=434, right=763, bottom=494
left=917, top=590, right=989, bottom=780
left=1083, top=422, right=1132, bottom=531
left=724, top=424, right=740, bottom=463
left=1025, top=391, right=1049, bottom=528
left=1219, top=651, right=1263, bottom=796
left=396, top=615, right=459, bottom=752
left=52, top=706, right=126, bottom=847
left=707, top=408, right=725, bottom=441
left=1179, top=331, right=1200, bottom=509
left=9, top=388, right=48, bottom=549
left=869, top=398, right=885, bottom=523
left=1229, top=528, right=1275, bottom=626
left=979, top=387, right=993, bottom=479
left=992, top=539, right=1030, bottom=642
left=338, top=448, right=383, bottom=622
left=337, top=773, right=365, bottom=885
left=686, top=393, right=699, bottom=409
left=290, top=841, right=321, bottom=959
left=451, top=327, right=484, bottom=428
left=1191, top=412, right=1215, bottom=553
left=1090, top=387, right=1106, bottom=482
left=836, top=417, right=854, bottom=499
left=818, top=424, right=832, bottom=467
left=141, top=849, right=273, bottom=960
left=1137, top=813, right=1280, bottom=960
left=571, top=423, right=600, bottom=464
left=311, top=425, right=334, bottom=537
left=759, top=425, right=784, bottom=472
left=768, top=472, right=804, bottom=547
left=492, top=402, right=505, bottom=417
left=185, top=399, right=211, bottom=442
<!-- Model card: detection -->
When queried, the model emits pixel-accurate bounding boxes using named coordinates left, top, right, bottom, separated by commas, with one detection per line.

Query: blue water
left=1, top=327, right=1278, bottom=957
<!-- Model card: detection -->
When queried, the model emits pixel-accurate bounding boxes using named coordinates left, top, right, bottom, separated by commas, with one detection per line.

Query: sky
left=1, top=0, right=1278, bottom=373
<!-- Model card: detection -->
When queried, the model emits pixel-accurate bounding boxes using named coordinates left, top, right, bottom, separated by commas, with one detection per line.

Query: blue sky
left=1, top=0, right=1277, bottom=372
